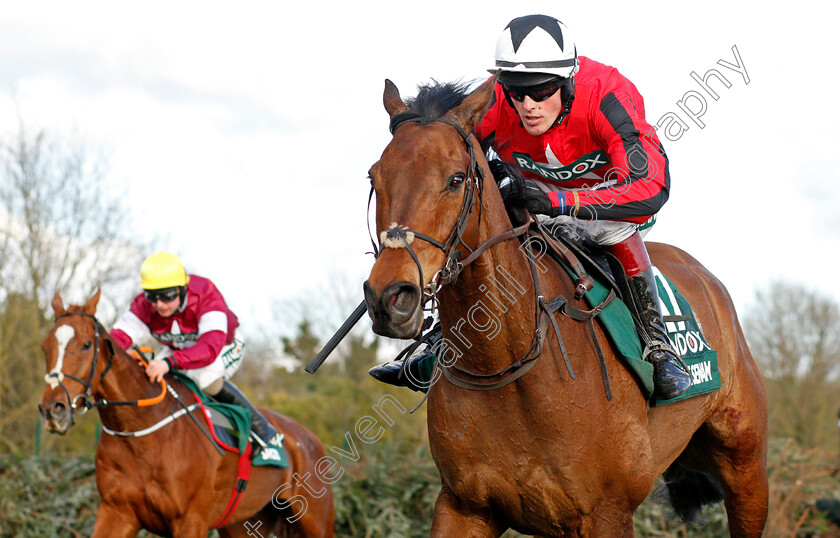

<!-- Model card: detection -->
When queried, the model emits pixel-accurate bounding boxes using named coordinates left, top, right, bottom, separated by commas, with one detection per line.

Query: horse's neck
left=438, top=228, right=553, bottom=372
left=96, top=346, right=174, bottom=431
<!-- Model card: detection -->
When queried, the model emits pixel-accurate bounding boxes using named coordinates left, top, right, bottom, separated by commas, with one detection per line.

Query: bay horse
left=363, top=77, right=768, bottom=536
left=38, top=290, right=334, bottom=538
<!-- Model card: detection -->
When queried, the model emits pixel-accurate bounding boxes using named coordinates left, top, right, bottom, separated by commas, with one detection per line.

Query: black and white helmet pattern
left=494, top=15, right=579, bottom=79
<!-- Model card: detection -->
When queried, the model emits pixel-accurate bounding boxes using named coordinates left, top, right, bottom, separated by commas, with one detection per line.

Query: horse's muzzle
left=363, top=280, right=423, bottom=338
left=38, top=397, right=74, bottom=434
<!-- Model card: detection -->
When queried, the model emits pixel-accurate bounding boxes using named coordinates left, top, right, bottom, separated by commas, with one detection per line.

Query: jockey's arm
left=566, top=90, right=670, bottom=223
left=170, top=328, right=227, bottom=370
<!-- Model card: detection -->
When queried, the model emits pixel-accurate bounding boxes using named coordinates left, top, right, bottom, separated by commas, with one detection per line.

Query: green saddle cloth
left=573, top=266, right=721, bottom=405
left=416, top=267, right=720, bottom=405
left=172, top=372, right=289, bottom=467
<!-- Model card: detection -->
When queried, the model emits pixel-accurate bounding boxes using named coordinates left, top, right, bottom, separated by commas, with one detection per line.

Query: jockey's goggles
left=144, top=288, right=180, bottom=304
left=502, top=77, right=564, bottom=103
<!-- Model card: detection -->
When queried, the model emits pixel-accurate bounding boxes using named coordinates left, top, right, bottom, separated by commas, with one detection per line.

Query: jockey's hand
left=488, top=159, right=522, bottom=202
left=509, top=181, right=565, bottom=218
left=146, top=359, right=170, bottom=384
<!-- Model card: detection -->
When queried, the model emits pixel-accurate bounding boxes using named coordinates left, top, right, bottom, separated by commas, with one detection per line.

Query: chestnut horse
left=363, top=78, right=768, bottom=536
left=38, top=290, right=334, bottom=538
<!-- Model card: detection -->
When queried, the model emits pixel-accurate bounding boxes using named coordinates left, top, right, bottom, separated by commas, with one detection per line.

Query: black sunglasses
left=503, top=78, right=564, bottom=103
left=144, top=288, right=180, bottom=304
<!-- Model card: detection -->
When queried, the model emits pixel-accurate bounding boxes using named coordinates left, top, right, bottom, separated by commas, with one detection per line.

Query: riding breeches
left=528, top=180, right=655, bottom=246
left=156, top=337, right=245, bottom=391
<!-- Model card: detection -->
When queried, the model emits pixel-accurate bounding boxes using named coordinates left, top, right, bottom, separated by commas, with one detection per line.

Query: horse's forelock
left=407, top=79, right=474, bottom=123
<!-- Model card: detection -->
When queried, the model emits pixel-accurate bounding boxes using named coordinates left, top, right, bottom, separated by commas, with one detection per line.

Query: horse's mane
left=395, top=78, right=498, bottom=225
left=401, top=78, right=498, bottom=158
left=405, top=79, right=475, bottom=123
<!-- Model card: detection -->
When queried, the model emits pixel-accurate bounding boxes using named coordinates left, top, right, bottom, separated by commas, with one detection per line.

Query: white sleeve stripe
left=112, top=311, right=151, bottom=343
left=198, top=311, right=228, bottom=336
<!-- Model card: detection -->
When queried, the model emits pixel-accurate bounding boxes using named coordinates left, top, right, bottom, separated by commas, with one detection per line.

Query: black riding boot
left=368, top=328, right=441, bottom=392
left=213, top=380, right=279, bottom=449
left=627, top=269, right=692, bottom=400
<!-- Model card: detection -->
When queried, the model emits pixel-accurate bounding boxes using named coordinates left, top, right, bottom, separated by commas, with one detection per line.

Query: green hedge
left=3, top=438, right=839, bottom=537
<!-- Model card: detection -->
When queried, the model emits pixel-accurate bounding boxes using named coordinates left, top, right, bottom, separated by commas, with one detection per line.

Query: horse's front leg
left=92, top=503, right=140, bottom=538
left=169, top=514, right=213, bottom=538
left=431, top=483, right=505, bottom=538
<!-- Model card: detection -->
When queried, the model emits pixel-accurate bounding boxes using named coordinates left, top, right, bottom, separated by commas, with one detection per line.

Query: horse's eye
left=448, top=174, right=465, bottom=191
left=82, top=341, right=93, bottom=351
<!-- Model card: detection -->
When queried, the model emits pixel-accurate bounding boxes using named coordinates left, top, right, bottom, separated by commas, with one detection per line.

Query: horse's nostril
left=363, top=281, right=378, bottom=316
left=390, top=285, right=415, bottom=309
left=383, top=282, right=420, bottom=323
left=50, top=402, right=67, bottom=421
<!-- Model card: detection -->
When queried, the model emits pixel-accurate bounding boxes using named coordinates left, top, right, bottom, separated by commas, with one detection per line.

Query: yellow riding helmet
left=140, top=252, right=190, bottom=290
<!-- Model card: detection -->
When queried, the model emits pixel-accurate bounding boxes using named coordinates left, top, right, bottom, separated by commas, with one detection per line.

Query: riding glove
left=488, top=159, right=522, bottom=202
left=488, top=158, right=568, bottom=218
left=512, top=182, right=567, bottom=218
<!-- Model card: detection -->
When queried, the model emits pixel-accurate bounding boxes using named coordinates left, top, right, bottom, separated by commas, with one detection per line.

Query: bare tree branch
left=744, top=280, right=840, bottom=447
left=0, top=122, right=151, bottom=455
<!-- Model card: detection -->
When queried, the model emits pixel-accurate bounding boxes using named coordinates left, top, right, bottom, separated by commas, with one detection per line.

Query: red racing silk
left=110, top=275, right=239, bottom=370
left=476, top=56, right=670, bottom=224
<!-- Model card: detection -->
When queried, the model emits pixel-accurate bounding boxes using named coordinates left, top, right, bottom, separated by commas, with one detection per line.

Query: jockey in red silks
left=110, top=251, right=284, bottom=462
left=370, top=14, right=691, bottom=400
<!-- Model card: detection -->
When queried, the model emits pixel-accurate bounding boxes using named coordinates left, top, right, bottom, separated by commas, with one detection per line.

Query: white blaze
left=45, top=325, right=74, bottom=388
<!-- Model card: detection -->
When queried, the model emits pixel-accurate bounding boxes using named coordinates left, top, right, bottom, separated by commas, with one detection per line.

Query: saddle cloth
left=410, top=240, right=721, bottom=404
left=575, top=265, right=721, bottom=405
left=173, top=372, right=289, bottom=467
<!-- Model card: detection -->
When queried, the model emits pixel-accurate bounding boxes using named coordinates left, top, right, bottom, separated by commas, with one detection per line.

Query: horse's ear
left=450, top=75, right=497, bottom=132
left=83, top=288, right=101, bottom=315
left=383, top=79, right=409, bottom=118
left=51, top=293, right=66, bottom=317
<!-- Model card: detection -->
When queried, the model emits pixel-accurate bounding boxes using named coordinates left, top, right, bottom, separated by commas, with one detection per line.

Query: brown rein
left=379, top=115, right=615, bottom=393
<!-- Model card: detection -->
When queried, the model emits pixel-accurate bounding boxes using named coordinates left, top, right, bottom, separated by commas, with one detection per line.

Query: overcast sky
left=2, top=1, right=838, bottom=340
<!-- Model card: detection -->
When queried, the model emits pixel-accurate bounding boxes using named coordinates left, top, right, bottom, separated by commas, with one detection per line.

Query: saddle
left=171, top=372, right=289, bottom=468
left=527, top=220, right=720, bottom=405
left=526, top=218, right=616, bottom=300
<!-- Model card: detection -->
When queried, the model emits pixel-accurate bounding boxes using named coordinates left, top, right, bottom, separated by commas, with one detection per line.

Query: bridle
left=370, top=111, right=530, bottom=316
left=44, top=312, right=114, bottom=415
left=370, top=111, right=612, bottom=392
left=44, top=312, right=165, bottom=417
left=42, top=311, right=225, bottom=451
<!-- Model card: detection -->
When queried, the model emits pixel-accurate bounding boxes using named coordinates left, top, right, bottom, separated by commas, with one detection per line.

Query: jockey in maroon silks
left=370, top=14, right=691, bottom=400
left=111, top=251, right=284, bottom=462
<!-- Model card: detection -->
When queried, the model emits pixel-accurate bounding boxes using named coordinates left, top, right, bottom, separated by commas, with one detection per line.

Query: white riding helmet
left=493, top=14, right=579, bottom=85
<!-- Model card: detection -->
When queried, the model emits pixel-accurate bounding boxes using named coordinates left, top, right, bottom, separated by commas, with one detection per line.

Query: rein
left=45, top=312, right=224, bottom=450
left=377, top=115, right=549, bottom=390
left=45, top=312, right=166, bottom=415
left=378, top=113, right=615, bottom=393
left=376, top=113, right=531, bottom=313
left=440, top=234, right=571, bottom=390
